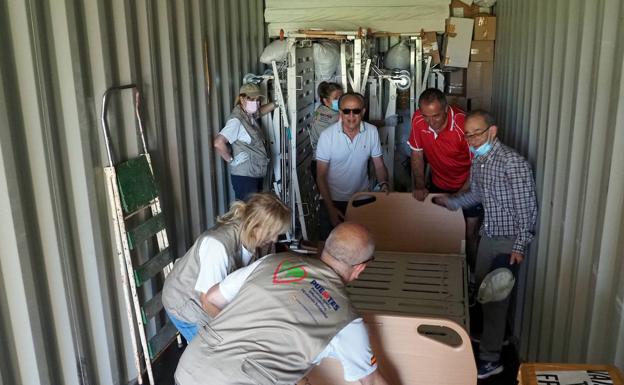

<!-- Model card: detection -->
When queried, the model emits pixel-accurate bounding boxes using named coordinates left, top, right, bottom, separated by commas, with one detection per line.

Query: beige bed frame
left=296, top=192, right=476, bottom=384
left=345, top=192, right=465, bottom=254
left=298, top=314, right=476, bottom=385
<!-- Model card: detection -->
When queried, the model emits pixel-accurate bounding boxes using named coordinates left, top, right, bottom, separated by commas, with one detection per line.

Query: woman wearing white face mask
left=214, top=83, right=277, bottom=200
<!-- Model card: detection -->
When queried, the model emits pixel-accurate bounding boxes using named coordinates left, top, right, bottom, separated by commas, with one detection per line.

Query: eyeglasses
left=341, top=108, right=363, bottom=115
left=353, top=255, right=375, bottom=266
left=464, top=126, right=491, bottom=139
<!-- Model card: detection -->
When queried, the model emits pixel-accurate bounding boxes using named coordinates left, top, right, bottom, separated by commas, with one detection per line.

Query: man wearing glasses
left=408, top=88, right=482, bottom=274
left=175, top=222, right=390, bottom=385
left=433, top=110, right=537, bottom=380
left=315, top=92, right=389, bottom=240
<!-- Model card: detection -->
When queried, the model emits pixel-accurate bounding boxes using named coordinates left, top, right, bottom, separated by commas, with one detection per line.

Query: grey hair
left=325, top=226, right=375, bottom=265
left=466, top=109, right=496, bottom=127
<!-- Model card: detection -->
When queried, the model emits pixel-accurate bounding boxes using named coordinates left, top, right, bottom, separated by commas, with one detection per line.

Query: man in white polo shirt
left=316, top=92, right=389, bottom=240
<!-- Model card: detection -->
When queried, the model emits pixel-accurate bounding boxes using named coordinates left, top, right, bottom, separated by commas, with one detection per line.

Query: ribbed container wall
left=493, top=0, right=624, bottom=367
left=0, top=0, right=264, bottom=384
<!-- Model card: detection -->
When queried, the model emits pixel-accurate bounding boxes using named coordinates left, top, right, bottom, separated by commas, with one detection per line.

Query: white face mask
left=244, top=100, right=259, bottom=114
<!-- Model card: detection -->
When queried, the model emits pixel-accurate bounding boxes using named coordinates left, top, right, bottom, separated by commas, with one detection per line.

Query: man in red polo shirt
left=408, top=88, right=482, bottom=272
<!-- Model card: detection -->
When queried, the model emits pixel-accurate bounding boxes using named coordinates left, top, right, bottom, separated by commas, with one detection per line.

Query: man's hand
left=412, top=188, right=429, bottom=201
left=510, top=252, right=524, bottom=265
left=431, top=194, right=450, bottom=208
left=328, top=206, right=345, bottom=227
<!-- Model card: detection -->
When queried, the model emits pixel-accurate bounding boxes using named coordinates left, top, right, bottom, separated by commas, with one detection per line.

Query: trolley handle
left=100, top=84, right=149, bottom=167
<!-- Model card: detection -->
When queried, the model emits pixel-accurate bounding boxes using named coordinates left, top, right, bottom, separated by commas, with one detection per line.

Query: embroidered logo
left=273, top=260, right=307, bottom=284
left=370, top=355, right=377, bottom=366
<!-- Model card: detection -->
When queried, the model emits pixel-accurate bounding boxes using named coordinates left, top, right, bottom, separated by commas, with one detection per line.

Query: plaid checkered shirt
left=447, top=140, right=537, bottom=255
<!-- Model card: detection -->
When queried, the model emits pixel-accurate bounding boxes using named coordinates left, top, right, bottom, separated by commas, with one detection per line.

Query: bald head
left=324, top=222, right=375, bottom=265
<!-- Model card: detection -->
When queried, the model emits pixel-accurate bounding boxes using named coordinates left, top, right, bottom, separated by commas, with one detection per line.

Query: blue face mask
left=331, top=99, right=340, bottom=111
left=470, top=141, right=493, bottom=157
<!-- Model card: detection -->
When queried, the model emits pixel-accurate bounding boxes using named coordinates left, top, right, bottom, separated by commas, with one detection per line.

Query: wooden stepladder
left=100, top=84, right=179, bottom=385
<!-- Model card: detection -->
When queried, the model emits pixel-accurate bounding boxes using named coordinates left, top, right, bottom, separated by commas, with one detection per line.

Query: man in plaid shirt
left=434, top=110, right=537, bottom=379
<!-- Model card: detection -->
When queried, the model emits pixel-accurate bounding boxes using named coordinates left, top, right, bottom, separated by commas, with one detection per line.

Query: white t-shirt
left=193, top=237, right=253, bottom=293
left=315, top=121, right=383, bottom=201
left=219, top=118, right=252, bottom=144
left=219, top=257, right=378, bottom=382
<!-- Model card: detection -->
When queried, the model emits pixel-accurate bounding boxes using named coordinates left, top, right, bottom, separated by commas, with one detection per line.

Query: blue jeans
left=231, top=175, right=263, bottom=201
left=166, top=311, right=198, bottom=342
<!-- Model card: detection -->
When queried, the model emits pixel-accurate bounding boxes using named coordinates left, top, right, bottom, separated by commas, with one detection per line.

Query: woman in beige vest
left=214, top=83, right=277, bottom=201
left=162, top=193, right=290, bottom=341
left=309, top=82, right=343, bottom=178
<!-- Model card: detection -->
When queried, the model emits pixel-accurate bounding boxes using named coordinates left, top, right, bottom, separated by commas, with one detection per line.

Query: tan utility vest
left=162, top=222, right=243, bottom=326
left=175, top=252, right=358, bottom=385
left=229, top=105, right=270, bottom=178
left=309, top=104, right=339, bottom=154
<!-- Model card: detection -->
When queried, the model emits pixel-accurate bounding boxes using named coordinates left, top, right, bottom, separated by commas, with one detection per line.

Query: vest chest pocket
left=241, top=358, right=277, bottom=385
left=197, top=324, right=223, bottom=348
left=181, top=299, right=212, bottom=326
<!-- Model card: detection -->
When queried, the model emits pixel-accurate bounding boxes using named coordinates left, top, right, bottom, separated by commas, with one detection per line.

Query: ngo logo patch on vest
left=273, top=260, right=307, bottom=284
left=310, top=279, right=340, bottom=311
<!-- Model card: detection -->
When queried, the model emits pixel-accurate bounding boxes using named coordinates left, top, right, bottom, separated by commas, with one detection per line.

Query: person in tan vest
left=162, top=193, right=290, bottom=342
left=175, top=222, right=391, bottom=385
left=214, top=82, right=277, bottom=201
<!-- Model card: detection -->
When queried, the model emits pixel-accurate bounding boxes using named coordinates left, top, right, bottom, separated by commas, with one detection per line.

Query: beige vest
left=309, top=104, right=339, bottom=154
left=162, top=222, right=243, bottom=326
left=175, top=252, right=358, bottom=385
left=229, top=105, right=270, bottom=178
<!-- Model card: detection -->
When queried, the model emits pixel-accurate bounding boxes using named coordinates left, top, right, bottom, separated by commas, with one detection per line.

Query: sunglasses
left=341, top=108, right=363, bottom=115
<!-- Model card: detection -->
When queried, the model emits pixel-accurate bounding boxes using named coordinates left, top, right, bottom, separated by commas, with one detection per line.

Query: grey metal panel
left=495, top=0, right=624, bottom=369
left=0, top=0, right=265, bottom=384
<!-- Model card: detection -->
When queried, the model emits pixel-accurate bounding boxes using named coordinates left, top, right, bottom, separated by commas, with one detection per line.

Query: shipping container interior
left=1, top=0, right=624, bottom=384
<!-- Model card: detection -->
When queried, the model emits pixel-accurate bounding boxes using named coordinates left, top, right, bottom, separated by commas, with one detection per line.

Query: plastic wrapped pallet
left=385, top=41, right=410, bottom=70
left=260, top=39, right=288, bottom=64
left=313, top=41, right=340, bottom=81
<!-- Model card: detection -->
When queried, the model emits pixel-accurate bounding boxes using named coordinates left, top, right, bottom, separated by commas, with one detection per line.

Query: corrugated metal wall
left=494, top=0, right=624, bottom=368
left=0, top=0, right=265, bottom=384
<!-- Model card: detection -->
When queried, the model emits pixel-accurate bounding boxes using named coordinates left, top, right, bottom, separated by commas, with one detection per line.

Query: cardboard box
left=422, top=32, right=441, bottom=65
left=450, top=0, right=492, bottom=18
left=450, top=0, right=474, bottom=18
left=474, top=6, right=493, bottom=15
left=470, top=40, right=495, bottom=61
left=466, top=61, right=493, bottom=99
left=446, top=69, right=466, bottom=95
left=443, top=17, right=474, bottom=68
left=518, top=363, right=624, bottom=385
left=474, top=16, right=496, bottom=40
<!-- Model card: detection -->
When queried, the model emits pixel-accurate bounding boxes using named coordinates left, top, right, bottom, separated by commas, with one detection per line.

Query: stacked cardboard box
left=440, top=0, right=497, bottom=111
left=468, top=14, right=496, bottom=109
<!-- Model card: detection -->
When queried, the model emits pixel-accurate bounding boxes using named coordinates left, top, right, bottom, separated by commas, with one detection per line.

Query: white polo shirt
left=315, top=121, right=383, bottom=201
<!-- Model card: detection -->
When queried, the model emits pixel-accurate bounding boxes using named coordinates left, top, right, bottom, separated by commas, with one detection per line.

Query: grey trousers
left=475, top=236, right=516, bottom=363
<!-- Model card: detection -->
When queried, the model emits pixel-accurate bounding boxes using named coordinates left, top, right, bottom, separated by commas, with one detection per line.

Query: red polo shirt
left=407, top=105, right=471, bottom=191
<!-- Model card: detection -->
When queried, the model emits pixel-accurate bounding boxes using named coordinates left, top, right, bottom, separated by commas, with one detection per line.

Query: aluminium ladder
left=100, top=84, right=179, bottom=385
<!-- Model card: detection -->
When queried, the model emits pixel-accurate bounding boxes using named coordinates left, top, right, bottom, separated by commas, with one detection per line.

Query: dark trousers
left=475, top=236, right=516, bottom=363
left=231, top=175, right=263, bottom=201
left=318, top=200, right=348, bottom=241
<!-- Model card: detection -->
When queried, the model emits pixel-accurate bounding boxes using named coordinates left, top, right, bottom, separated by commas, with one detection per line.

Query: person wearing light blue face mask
left=214, top=83, right=277, bottom=201
left=469, top=131, right=494, bottom=157
left=309, top=82, right=343, bottom=156
left=432, top=110, right=537, bottom=380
